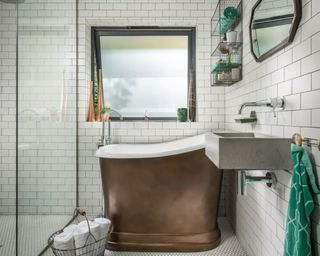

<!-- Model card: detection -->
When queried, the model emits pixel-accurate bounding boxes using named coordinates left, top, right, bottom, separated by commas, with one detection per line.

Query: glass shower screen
left=17, top=0, right=77, bottom=255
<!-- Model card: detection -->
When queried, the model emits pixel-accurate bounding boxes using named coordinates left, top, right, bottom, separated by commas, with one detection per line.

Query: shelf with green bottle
left=210, top=0, right=243, bottom=87
left=211, top=77, right=242, bottom=86
left=210, top=68, right=242, bottom=86
left=210, top=55, right=242, bottom=86
left=211, top=41, right=242, bottom=57
left=211, top=0, right=242, bottom=37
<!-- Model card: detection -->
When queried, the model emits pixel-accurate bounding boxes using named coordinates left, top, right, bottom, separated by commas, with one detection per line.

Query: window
left=92, top=27, right=196, bottom=120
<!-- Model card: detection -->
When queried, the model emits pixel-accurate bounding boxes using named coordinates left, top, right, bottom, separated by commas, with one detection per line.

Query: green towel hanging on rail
left=284, top=144, right=320, bottom=256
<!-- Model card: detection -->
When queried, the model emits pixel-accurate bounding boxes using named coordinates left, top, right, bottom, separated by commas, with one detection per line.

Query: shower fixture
left=97, top=108, right=123, bottom=147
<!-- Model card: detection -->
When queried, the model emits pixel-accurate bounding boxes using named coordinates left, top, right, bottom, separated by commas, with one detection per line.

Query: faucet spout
left=106, top=117, right=112, bottom=145
left=109, top=108, right=123, bottom=120
left=238, top=97, right=284, bottom=117
left=238, top=102, right=271, bottom=114
left=97, top=108, right=123, bottom=148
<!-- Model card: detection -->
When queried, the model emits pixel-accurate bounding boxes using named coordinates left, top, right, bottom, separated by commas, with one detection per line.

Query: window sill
left=109, top=117, right=178, bottom=122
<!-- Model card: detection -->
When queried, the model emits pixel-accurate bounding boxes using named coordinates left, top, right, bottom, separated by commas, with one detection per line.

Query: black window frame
left=91, top=26, right=196, bottom=121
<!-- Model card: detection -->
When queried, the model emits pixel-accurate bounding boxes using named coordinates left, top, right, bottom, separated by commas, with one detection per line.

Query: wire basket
left=47, top=208, right=110, bottom=256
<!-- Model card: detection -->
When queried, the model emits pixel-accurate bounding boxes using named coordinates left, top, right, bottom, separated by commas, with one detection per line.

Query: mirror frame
left=249, top=0, right=302, bottom=62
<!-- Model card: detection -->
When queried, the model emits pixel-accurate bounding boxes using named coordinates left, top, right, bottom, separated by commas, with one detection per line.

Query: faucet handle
left=269, top=97, right=285, bottom=117
left=97, top=139, right=105, bottom=148
left=269, top=97, right=285, bottom=108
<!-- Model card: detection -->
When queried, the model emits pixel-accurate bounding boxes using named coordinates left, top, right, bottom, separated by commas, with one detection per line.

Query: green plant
left=93, top=79, right=99, bottom=113
left=101, top=106, right=110, bottom=114
left=93, top=54, right=99, bottom=114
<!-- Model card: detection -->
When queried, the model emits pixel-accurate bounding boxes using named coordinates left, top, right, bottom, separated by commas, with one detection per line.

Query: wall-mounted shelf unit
left=210, top=0, right=243, bottom=86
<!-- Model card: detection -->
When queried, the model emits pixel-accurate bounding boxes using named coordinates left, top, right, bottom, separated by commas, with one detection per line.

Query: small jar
left=230, top=49, right=240, bottom=64
left=231, top=67, right=241, bottom=80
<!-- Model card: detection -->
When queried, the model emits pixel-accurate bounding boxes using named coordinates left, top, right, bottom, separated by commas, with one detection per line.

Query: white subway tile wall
left=225, top=0, right=320, bottom=255
left=0, top=0, right=77, bottom=215
left=0, top=2, right=16, bottom=215
left=1, top=0, right=320, bottom=255
left=77, top=0, right=225, bottom=216
left=1, top=0, right=226, bottom=216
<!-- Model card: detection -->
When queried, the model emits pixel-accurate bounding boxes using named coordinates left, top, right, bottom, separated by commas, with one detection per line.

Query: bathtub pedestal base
left=106, top=229, right=221, bottom=252
left=100, top=149, right=223, bottom=252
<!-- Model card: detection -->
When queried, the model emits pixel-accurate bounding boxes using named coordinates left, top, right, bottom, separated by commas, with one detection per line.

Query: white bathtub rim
left=95, top=134, right=206, bottom=159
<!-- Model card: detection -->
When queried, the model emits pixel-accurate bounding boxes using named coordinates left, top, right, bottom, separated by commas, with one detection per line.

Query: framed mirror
left=249, top=0, right=301, bottom=62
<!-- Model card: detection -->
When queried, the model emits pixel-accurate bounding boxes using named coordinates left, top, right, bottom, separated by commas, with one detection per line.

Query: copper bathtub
left=96, top=134, right=223, bottom=252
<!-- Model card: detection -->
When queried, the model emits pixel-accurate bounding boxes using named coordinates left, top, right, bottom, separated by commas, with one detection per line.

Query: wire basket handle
left=40, top=208, right=87, bottom=256
left=80, top=209, right=99, bottom=245
left=84, top=224, right=97, bottom=244
left=72, top=208, right=98, bottom=245
left=74, top=207, right=86, bottom=217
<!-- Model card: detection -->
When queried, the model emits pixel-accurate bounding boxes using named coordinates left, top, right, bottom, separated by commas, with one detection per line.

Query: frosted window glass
left=100, top=36, right=188, bottom=118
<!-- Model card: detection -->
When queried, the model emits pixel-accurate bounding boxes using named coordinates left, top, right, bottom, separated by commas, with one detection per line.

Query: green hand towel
left=284, top=144, right=320, bottom=256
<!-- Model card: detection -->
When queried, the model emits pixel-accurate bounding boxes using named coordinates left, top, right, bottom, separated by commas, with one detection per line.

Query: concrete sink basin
left=205, top=131, right=292, bottom=170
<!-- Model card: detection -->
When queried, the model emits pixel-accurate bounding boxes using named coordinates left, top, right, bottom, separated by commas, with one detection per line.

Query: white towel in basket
left=94, top=218, right=111, bottom=239
left=74, top=221, right=101, bottom=255
left=64, top=224, right=78, bottom=234
left=53, top=231, right=75, bottom=252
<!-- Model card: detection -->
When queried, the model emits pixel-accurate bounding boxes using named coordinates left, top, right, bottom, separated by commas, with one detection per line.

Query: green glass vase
left=177, top=108, right=188, bottom=122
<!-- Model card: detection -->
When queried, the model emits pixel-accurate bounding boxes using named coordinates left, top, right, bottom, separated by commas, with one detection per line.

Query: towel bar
left=292, top=133, right=320, bottom=151
left=302, top=137, right=320, bottom=150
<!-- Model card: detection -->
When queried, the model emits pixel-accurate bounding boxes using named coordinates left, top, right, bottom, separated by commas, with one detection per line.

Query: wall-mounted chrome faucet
left=238, top=97, right=285, bottom=117
left=97, top=108, right=123, bottom=148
